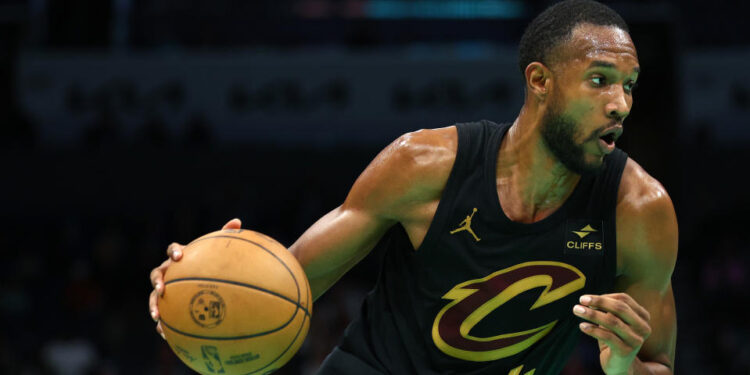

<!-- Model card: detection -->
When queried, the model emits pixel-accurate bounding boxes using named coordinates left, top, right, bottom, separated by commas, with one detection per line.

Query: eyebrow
left=587, top=60, right=640, bottom=74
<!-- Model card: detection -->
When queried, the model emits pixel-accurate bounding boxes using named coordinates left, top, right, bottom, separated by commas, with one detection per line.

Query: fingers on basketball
left=149, top=290, right=160, bottom=320
left=167, top=242, right=184, bottom=260
left=222, top=218, right=242, bottom=230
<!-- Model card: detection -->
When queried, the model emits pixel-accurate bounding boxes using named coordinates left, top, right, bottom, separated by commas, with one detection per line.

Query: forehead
left=554, top=23, right=639, bottom=72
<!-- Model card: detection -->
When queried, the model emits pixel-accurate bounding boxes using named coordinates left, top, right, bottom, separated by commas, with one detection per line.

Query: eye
left=590, top=76, right=606, bottom=87
left=624, top=81, right=638, bottom=94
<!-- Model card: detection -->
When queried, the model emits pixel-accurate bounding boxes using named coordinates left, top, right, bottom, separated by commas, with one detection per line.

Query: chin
left=562, top=153, right=605, bottom=176
left=578, top=156, right=606, bottom=175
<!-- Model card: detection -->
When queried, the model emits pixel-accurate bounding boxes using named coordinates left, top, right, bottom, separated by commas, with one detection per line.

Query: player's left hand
left=573, top=293, right=652, bottom=375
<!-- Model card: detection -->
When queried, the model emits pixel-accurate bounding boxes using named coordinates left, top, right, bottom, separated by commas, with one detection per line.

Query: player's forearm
left=623, top=357, right=673, bottom=375
left=298, top=239, right=375, bottom=301
left=305, top=261, right=365, bottom=301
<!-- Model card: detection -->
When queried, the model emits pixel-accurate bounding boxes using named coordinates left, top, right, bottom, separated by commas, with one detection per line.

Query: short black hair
left=518, top=0, right=630, bottom=76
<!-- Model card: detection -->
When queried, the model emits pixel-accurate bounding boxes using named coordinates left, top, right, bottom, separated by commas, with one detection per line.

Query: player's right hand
left=148, top=218, right=242, bottom=340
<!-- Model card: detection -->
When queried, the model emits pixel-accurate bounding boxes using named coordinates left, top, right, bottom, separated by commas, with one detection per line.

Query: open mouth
left=600, top=133, right=616, bottom=146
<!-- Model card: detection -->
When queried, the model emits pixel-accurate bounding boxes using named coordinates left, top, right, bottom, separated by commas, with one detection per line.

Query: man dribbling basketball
left=149, top=1, right=677, bottom=373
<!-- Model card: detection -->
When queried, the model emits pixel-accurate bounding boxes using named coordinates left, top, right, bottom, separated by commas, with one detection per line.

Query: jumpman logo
left=450, top=208, right=481, bottom=242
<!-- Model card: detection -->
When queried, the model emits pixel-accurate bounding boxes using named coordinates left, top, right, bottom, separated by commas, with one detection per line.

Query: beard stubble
left=540, top=104, right=605, bottom=176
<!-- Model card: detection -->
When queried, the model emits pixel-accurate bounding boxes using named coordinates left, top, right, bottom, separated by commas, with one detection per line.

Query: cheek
left=561, top=99, right=598, bottom=139
left=565, top=98, right=596, bottom=119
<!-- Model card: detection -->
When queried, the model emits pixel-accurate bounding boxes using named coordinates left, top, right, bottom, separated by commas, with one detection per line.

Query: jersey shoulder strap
left=584, top=148, right=629, bottom=218
left=451, top=119, right=509, bottom=179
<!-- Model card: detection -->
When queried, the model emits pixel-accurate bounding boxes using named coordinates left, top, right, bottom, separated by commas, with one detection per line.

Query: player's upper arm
left=342, top=127, right=457, bottom=222
left=615, top=158, right=678, bottom=369
left=290, top=126, right=457, bottom=299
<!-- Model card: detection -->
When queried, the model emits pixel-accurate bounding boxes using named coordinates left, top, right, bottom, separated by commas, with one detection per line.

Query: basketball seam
left=161, top=299, right=301, bottom=341
left=161, top=303, right=308, bottom=372
left=165, top=277, right=311, bottom=317
left=161, top=233, right=311, bottom=342
left=188, top=233, right=304, bottom=315
left=241, top=303, right=310, bottom=374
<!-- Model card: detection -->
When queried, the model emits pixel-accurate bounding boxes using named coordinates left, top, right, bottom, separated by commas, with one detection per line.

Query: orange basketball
left=158, top=229, right=312, bottom=375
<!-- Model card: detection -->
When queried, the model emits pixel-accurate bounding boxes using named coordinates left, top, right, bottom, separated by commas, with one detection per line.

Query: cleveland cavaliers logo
left=432, top=261, right=585, bottom=362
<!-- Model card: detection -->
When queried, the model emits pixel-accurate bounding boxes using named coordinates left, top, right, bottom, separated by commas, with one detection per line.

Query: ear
left=524, top=62, right=552, bottom=101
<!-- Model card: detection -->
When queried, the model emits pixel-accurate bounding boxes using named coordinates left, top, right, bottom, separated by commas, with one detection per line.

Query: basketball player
left=149, top=1, right=677, bottom=373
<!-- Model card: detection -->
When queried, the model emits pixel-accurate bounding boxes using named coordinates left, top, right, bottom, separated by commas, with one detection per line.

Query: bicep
left=290, top=204, right=393, bottom=300
left=287, top=128, right=454, bottom=300
left=287, top=141, right=400, bottom=299
left=615, top=171, right=679, bottom=369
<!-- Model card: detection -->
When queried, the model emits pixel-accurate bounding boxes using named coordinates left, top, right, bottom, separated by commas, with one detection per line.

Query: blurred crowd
left=0, top=139, right=377, bottom=374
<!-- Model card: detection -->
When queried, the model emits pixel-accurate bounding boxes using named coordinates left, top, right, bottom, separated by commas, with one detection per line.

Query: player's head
left=519, top=0, right=639, bottom=174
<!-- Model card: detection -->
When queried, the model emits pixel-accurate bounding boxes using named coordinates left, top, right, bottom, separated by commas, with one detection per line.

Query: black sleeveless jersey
left=326, top=120, right=628, bottom=375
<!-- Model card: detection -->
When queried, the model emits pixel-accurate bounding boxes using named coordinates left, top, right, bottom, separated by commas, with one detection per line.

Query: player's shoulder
left=615, top=157, right=678, bottom=282
left=391, top=126, right=458, bottom=160
left=382, top=126, right=458, bottom=184
left=617, top=157, right=674, bottom=217
left=344, top=126, right=458, bottom=218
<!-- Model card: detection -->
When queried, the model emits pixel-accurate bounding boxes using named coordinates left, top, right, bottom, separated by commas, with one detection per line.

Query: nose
left=604, top=87, right=630, bottom=121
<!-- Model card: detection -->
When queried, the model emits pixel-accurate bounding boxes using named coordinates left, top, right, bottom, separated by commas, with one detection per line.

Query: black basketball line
left=161, top=297, right=302, bottom=341
left=165, top=277, right=310, bottom=317
left=242, top=301, right=310, bottom=375
left=161, top=278, right=308, bottom=341
left=187, top=233, right=304, bottom=313
left=162, top=232, right=311, bottom=341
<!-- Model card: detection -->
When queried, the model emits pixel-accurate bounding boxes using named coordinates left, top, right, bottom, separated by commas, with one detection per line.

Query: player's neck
left=496, top=108, right=581, bottom=222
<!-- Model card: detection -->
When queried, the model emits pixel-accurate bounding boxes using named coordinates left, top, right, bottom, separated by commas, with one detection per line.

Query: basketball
left=158, top=229, right=312, bottom=375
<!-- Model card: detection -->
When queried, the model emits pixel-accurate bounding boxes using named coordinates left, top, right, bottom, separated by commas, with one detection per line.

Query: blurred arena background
left=1, top=0, right=749, bottom=373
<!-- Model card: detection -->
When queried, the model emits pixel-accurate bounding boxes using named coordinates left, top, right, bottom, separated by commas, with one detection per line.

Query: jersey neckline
left=484, top=123, right=589, bottom=234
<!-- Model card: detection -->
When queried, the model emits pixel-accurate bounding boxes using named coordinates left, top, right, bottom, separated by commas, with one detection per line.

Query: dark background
left=1, top=0, right=749, bottom=374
